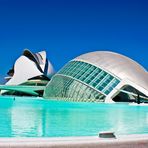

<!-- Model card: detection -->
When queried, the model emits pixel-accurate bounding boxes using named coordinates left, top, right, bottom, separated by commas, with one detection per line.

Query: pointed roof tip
left=23, top=48, right=47, bottom=55
left=23, top=48, right=30, bottom=53
left=23, top=48, right=44, bottom=51
left=23, top=49, right=32, bottom=56
left=38, top=50, right=47, bottom=56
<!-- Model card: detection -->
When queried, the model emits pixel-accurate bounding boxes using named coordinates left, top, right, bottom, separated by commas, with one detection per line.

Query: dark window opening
left=112, top=85, right=148, bottom=103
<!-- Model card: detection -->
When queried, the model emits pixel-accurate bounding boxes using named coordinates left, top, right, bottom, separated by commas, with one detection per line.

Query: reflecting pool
left=0, top=96, right=148, bottom=137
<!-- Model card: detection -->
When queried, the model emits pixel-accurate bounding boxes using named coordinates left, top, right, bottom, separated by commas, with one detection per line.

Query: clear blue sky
left=0, top=0, right=148, bottom=83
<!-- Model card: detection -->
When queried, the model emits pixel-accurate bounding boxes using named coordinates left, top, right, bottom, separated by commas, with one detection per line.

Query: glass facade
left=58, top=61, right=120, bottom=95
left=44, top=75, right=105, bottom=102
left=44, top=61, right=120, bottom=102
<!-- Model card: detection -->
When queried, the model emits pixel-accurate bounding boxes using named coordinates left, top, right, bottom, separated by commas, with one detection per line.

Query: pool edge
left=0, top=134, right=147, bottom=148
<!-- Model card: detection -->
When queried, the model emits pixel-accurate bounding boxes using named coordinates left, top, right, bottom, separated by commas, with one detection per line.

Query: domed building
left=44, top=51, right=148, bottom=103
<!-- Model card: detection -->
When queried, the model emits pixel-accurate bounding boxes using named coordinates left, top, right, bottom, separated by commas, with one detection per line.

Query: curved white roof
left=6, top=56, right=42, bottom=85
left=6, top=49, right=54, bottom=85
left=74, top=51, right=148, bottom=90
left=23, top=49, right=54, bottom=76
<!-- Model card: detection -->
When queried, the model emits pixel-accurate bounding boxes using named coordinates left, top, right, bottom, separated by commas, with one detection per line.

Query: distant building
left=44, top=51, right=148, bottom=103
left=1, top=49, right=54, bottom=96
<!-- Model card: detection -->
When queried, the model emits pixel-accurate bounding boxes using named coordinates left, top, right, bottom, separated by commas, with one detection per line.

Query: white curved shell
left=74, top=51, right=148, bottom=91
left=36, top=51, right=47, bottom=72
left=6, top=56, right=42, bottom=85
left=6, top=49, right=54, bottom=85
left=46, top=60, right=55, bottom=77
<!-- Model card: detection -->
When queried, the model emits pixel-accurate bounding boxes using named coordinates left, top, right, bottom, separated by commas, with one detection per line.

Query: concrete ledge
left=0, top=135, right=148, bottom=148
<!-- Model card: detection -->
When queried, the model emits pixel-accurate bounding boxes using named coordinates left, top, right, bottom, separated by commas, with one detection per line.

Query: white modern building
left=1, top=49, right=54, bottom=96
left=44, top=51, right=148, bottom=103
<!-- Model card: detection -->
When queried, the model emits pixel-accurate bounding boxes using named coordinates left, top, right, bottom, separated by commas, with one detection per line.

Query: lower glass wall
left=44, top=75, right=105, bottom=102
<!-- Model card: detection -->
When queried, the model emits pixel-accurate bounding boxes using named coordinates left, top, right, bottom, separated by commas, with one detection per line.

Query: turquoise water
left=0, top=96, right=148, bottom=137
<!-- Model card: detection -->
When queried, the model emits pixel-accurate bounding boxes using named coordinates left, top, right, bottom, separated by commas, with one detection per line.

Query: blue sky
left=0, top=0, right=148, bottom=83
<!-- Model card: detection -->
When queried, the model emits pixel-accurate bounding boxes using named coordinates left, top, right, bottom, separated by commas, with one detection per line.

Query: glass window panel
left=104, top=90, right=110, bottom=95
left=98, top=75, right=104, bottom=80
left=79, top=77, right=86, bottom=81
left=108, top=75, right=114, bottom=80
left=95, top=68, right=101, bottom=73
left=85, top=79, right=91, bottom=84
left=111, top=83, right=118, bottom=88
left=92, top=82, right=98, bottom=87
left=97, top=86, right=104, bottom=91
left=101, top=82, right=107, bottom=88
left=94, top=79, right=101, bottom=84
left=89, top=76, right=95, bottom=80
left=92, top=72, right=99, bottom=77
left=108, top=87, right=113, bottom=92
left=104, top=79, right=111, bottom=84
